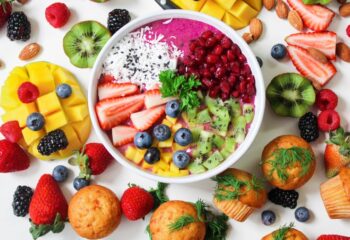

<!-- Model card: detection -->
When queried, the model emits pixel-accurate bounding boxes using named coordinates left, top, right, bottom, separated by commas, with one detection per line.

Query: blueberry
left=153, top=124, right=171, bottom=141
left=165, top=100, right=181, bottom=118
left=256, top=56, right=263, bottom=68
left=271, top=44, right=287, bottom=60
left=173, top=151, right=190, bottom=168
left=295, top=207, right=310, bottom=222
left=261, top=210, right=276, bottom=226
left=52, top=165, right=69, bottom=182
left=26, top=112, right=45, bottom=131
left=134, top=132, right=152, bottom=149
left=144, top=147, right=160, bottom=164
left=56, top=84, right=72, bottom=99
left=174, top=128, right=192, bottom=146
left=73, top=177, right=90, bottom=191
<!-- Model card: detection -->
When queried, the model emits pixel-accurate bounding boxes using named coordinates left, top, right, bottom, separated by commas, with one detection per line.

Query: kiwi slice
left=63, top=21, right=111, bottom=68
left=266, top=73, right=316, bottom=118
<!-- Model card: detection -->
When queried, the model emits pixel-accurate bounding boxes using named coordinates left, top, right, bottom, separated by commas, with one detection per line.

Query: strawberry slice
left=287, top=0, right=335, bottom=32
left=318, top=235, right=350, bottom=240
left=287, top=45, right=336, bottom=89
left=144, top=89, right=177, bottom=109
left=96, top=94, right=145, bottom=130
left=131, top=106, right=165, bottom=131
left=99, top=74, right=115, bottom=84
left=112, top=126, right=138, bottom=147
left=285, top=32, right=337, bottom=60
left=98, top=82, right=139, bottom=100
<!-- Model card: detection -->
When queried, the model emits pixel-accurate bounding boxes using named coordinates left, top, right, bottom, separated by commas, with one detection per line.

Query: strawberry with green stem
left=0, top=0, right=12, bottom=28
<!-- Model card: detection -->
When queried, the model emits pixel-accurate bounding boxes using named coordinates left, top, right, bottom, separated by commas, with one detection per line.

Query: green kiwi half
left=63, top=21, right=111, bottom=68
left=266, top=73, right=316, bottom=118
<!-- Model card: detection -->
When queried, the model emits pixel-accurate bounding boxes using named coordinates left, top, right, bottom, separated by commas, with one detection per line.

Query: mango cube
left=171, top=0, right=206, bottom=11
left=179, top=169, right=190, bottom=176
left=223, top=12, right=247, bottom=30
left=53, top=67, right=79, bottom=87
left=60, top=86, right=86, bottom=107
left=158, top=136, right=174, bottom=148
left=37, top=92, right=62, bottom=116
left=2, top=103, right=37, bottom=127
left=162, top=118, right=173, bottom=128
left=71, top=116, right=91, bottom=143
left=125, top=146, right=137, bottom=160
left=133, top=149, right=147, bottom=164
left=161, top=152, right=173, bottom=163
left=44, top=111, right=68, bottom=132
left=214, top=0, right=237, bottom=9
left=0, top=87, right=21, bottom=111
left=142, top=161, right=154, bottom=169
left=170, top=163, right=180, bottom=173
left=166, top=116, right=177, bottom=125
left=22, top=127, right=45, bottom=146
left=64, top=104, right=88, bottom=122
left=172, top=123, right=183, bottom=132
left=230, top=0, right=258, bottom=23
left=244, top=0, right=262, bottom=11
left=11, top=66, right=29, bottom=81
left=200, top=0, right=226, bottom=20
left=153, top=160, right=170, bottom=172
left=173, top=143, right=188, bottom=151
left=58, top=125, right=81, bottom=157
left=26, top=62, right=55, bottom=95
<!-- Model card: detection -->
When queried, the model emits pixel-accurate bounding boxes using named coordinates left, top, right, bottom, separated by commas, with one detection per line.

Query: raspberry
left=318, top=110, right=341, bottom=132
left=17, top=82, right=39, bottom=103
left=347, top=25, right=350, bottom=38
left=45, top=2, right=70, bottom=28
left=316, top=89, right=338, bottom=111
left=0, top=121, right=22, bottom=143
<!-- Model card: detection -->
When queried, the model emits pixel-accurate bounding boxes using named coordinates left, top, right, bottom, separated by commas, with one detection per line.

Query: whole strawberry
left=318, top=235, right=350, bottom=240
left=0, top=139, right=30, bottom=173
left=0, top=0, right=12, bottom=28
left=29, top=174, right=68, bottom=240
left=121, top=185, right=154, bottom=221
left=73, top=143, right=113, bottom=180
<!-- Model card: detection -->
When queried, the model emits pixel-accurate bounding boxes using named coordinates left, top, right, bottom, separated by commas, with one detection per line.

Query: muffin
left=212, top=168, right=267, bottom=222
left=262, top=225, right=308, bottom=240
left=261, top=135, right=316, bottom=190
left=149, top=200, right=206, bottom=240
left=320, top=167, right=350, bottom=219
left=68, top=185, right=121, bottom=239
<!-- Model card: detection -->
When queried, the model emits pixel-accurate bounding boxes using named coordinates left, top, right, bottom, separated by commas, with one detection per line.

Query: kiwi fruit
left=266, top=73, right=316, bottom=118
left=63, top=21, right=111, bottom=68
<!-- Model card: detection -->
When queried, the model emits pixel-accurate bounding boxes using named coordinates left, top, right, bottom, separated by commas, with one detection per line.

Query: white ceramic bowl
left=88, top=10, right=265, bottom=184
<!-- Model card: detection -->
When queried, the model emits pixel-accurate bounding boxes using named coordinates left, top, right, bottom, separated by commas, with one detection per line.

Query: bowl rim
left=88, top=10, right=265, bottom=184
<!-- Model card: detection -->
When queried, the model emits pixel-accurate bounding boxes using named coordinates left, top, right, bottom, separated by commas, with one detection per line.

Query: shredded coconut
left=102, top=25, right=183, bottom=89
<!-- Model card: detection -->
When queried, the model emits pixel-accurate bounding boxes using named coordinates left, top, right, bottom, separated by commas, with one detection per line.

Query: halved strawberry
left=318, top=235, right=350, bottom=240
left=144, top=89, right=177, bottom=109
left=324, top=144, right=350, bottom=178
left=287, top=45, right=336, bottom=89
left=131, top=106, right=165, bottom=131
left=287, top=0, right=335, bottom=32
left=285, top=32, right=337, bottom=60
left=98, top=82, right=139, bottom=100
left=96, top=94, right=145, bottom=130
left=99, top=74, right=115, bottom=84
left=112, top=126, right=138, bottom=147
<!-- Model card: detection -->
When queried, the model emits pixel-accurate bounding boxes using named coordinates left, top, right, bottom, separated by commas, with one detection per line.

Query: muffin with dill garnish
left=261, top=135, right=316, bottom=190
left=262, top=223, right=308, bottom=240
left=212, top=168, right=267, bottom=222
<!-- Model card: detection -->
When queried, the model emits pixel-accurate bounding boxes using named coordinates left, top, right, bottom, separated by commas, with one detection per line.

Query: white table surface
left=0, top=0, right=350, bottom=239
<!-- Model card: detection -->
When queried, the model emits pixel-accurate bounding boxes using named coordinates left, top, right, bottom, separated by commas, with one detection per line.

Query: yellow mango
left=26, top=62, right=55, bottom=95
left=161, top=152, right=173, bottom=163
left=172, top=123, right=183, bottom=133
left=200, top=0, right=226, bottom=20
left=162, top=118, right=173, bottom=128
left=170, top=163, right=180, bottom=173
left=64, top=104, right=88, bottom=122
left=166, top=116, right=177, bottom=125
left=44, top=111, right=68, bottom=132
left=125, top=146, right=137, bottom=160
left=37, top=92, right=62, bottom=116
left=158, top=136, right=174, bottom=148
left=11, top=66, right=29, bottom=81
left=223, top=12, right=248, bottom=30
left=60, top=86, right=86, bottom=107
left=58, top=125, right=81, bottom=157
left=133, top=149, right=147, bottom=164
left=214, top=0, right=237, bottom=9
left=2, top=103, right=37, bottom=127
left=71, top=116, right=91, bottom=143
left=53, top=67, right=79, bottom=87
left=0, top=87, right=21, bottom=111
left=179, top=169, right=190, bottom=176
left=230, top=0, right=258, bottom=23
left=142, top=161, right=154, bottom=169
left=172, top=0, right=206, bottom=11
left=153, top=160, right=170, bottom=172
left=245, top=0, right=262, bottom=11
left=22, top=127, right=45, bottom=146
left=173, top=143, right=188, bottom=151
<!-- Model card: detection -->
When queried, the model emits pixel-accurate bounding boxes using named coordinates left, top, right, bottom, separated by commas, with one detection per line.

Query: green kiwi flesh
left=63, top=21, right=111, bottom=68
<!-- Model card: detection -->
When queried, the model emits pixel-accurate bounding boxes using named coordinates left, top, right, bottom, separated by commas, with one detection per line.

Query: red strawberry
left=318, top=110, right=340, bottom=132
left=316, top=89, right=338, bottom=111
left=131, top=105, right=165, bottom=131
left=98, top=82, right=139, bottom=100
left=112, top=125, right=137, bottom=147
left=0, top=121, right=22, bottom=143
left=285, top=32, right=337, bottom=60
left=318, top=235, right=350, bottom=240
left=287, top=0, right=335, bottom=32
left=287, top=45, right=336, bottom=89
left=99, top=74, right=115, bottom=84
left=0, top=1, right=12, bottom=28
left=324, top=144, right=350, bottom=178
left=347, top=25, right=350, bottom=38
left=0, top=140, right=29, bottom=172
left=76, top=143, right=114, bottom=179
left=121, top=186, right=154, bottom=221
left=95, top=94, right=145, bottom=130
left=144, top=89, right=177, bottom=109
left=29, top=174, right=68, bottom=239
left=45, top=2, right=70, bottom=28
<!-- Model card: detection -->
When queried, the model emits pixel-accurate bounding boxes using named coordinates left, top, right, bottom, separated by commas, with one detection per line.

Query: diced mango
left=156, top=170, right=176, bottom=177
left=153, top=160, right=170, bottom=172
left=179, top=169, right=190, bottom=176
left=37, top=92, right=62, bottom=116
left=172, top=0, right=206, bottom=11
left=230, top=0, right=258, bottom=23
left=64, top=104, right=88, bottom=122
left=200, top=0, right=226, bottom=20
left=52, top=67, right=79, bottom=87
left=172, top=123, right=183, bottom=132
left=60, top=86, right=86, bottom=107
left=166, top=116, right=177, bottom=125
left=2, top=103, right=37, bottom=128
left=0, top=87, right=21, bottom=111
left=173, top=143, right=188, bottom=151
left=10, top=66, right=29, bottom=81
left=170, top=163, right=180, bottom=173
left=223, top=12, right=248, bottom=30
left=71, top=116, right=91, bottom=144
left=26, top=62, right=55, bottom=95
left=244, top=0, right=262, bottom=11
left=44, top=111, right=68, bottom=132
left=214, top=0, right=237, bottom=9
left=142, top=161, right=154, bottom=169
left=125, top=146, right=137, bottom=160
left=158, top=136, right=174, bottom=148
left=161, top=152, right=173, bottom=163
left=133, top=149, right=147, bottom=164
left=58, top=125, right=81, bottom=157
left=162, top=118, right=173, bottom=128
left=22, top=127, right=45, bottom=146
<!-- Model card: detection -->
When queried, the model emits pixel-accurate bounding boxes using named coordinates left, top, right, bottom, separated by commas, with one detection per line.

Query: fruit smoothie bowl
left=88, top=10, right=265, bottom=183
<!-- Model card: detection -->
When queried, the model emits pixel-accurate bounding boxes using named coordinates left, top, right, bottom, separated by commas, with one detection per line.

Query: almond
left=336, top=42, right=350, bottom=62
left=249, top=18, right=263, bottom=40
left=263, top=0, right=275, bottom=10
left=276, top=0, right=289, bottom=19
left=288, top=10, right=303, bottom=31
left=339, top=3, right=350, bottom=17
left=19, top=43, right=41, bottom=61
left=308, top=48, right=328, bottom=64
left=242, top=33, right=254, bottom=44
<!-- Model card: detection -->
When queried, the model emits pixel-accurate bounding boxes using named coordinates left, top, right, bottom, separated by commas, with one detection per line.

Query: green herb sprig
left=159, top=70, right=201, bottom=112
left=149, top=182, right=169, bottom=210
left=272, top=223, right=294, bottom=240
left=168, top=214, right=196, bottom=232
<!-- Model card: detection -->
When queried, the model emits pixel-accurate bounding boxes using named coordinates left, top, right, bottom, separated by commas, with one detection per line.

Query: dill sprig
left=149, top=182, right=169, bottom=210
left=168, top=214, right=196, bottom=232
left=145, top=225, right=152, bottom=240
left=272, top=223, right=294, bottom=240
left=267, top=147, right=313, bottom=182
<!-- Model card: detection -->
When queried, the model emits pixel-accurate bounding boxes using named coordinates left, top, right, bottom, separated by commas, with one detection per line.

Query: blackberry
left=298, top=112, right=319, bottom=142
left=7, top=11, right=31, bottom=41
left=37, top=129, right=68, bottom=156
left=268, top=188, right=299, bottom=209
left=107, top=9, right=131, bottom=34
left=12, top=186, right=33, bottom=217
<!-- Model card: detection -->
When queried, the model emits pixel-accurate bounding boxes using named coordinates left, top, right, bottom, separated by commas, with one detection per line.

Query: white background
left=0, top=0, right=350, bottom=239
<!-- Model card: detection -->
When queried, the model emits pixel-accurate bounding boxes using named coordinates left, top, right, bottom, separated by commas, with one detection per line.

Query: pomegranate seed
left=198, top=37, right=206, bottom=47
left=241, top=64, right=251, bottom=75
left=209, top=66, right=216, bottom=73
left=247, top=74, right=255, bottom=83
left=201, top=30, right=214, bottom=40
left=227, top=50, right=235, bottom=61
left=206, top=54, right=219, bottom=64
left=242, top=94, right=252, bottom=103
left=239, top=81, right=247, bottom=93
left=189, top=40, right=198, bottom=52
left=231, top=62, right=240, bottom=74
left=232, top=90, right=240, bottom=98
left=221, top=55, right=228, bottom=63
left=214, top=32, right=224, bottom=41
left=206, top=37, right=217, bottom=47
left=220, top=81, right=231, bottom=93
left=209, top=87, right=220, bottom=98
left=221, top=37, right=232, bottom=49
left=228, top=75, right=237, bottom=85
left=213, top=45, right=223, bottom=55
left=202, top=69, right=212, bottom=78
left=238, top=54, right=247, bottom=63
left=215, top=67, right=226, bottom=78
left=247, top=83, right=256, bottom=95
left=221, top=92, right=230, bottom=101
left=202, top=78, right=214, bottom=88
left=194, top=48, right=206, bottom=61
left=232, top=44, right=241, bottom=55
